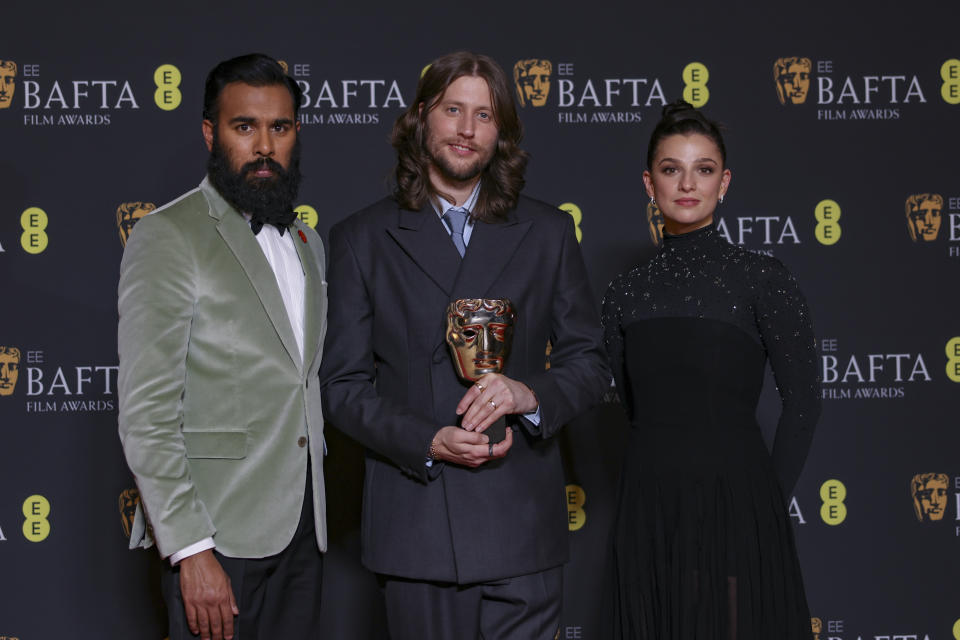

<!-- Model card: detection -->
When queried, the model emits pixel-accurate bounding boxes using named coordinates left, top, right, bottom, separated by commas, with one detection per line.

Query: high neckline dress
left=602, top=222, right=820, bottom=639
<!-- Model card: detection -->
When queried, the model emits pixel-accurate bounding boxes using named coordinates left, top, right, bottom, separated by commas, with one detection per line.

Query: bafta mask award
left=445, top=298, right=516, bottom=444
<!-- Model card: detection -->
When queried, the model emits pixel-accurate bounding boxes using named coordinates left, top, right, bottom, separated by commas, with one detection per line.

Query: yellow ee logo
left=154, top=64, right=182, bottom=111
left=940, top=59, right=960, bottom=105
left=819, top=479, right=847, bottom=525
left=945, top=337, right=960, bottom=382
left=682, top=62, right=710, bottom=108
left=814, top=199, right=841, bottom=246
left=294, top=204, right=319, bottom=229
left=952, top=617, right=960, bottom=640
left=20, top=207, right=48, bottom=254
left=558, top=202, right=583, bottom=243
left=566, top=484, right=586, bottom=531
left=22, top=494, right=51, bottom=542
left=420, top=64, right=432, bottom=79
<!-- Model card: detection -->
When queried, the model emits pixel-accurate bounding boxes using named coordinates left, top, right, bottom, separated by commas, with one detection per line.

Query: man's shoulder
left=514, top=195, right=565, bottom=219
left=513, top=194, right=573, bottom=231
left=137, top=185, right=212, bottom=232
left=125, top=186, right=213, bottom=247
left=155, top=185, right=211, bottom=219
left=332, top=196, right=399, bottom=233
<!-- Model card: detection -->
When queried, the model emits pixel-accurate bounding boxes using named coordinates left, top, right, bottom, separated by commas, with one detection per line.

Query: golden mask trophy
left=445, top=298, right=516, bottom=443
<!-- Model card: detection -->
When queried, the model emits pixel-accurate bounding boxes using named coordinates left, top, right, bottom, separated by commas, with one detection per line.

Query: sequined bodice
left=609, top=223, right=790, bottom=344
left=602, top=221, right=821, bottom=494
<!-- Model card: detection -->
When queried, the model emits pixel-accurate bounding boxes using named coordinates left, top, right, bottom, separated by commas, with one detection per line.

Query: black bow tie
left=250, top=220, right=289, bottom=236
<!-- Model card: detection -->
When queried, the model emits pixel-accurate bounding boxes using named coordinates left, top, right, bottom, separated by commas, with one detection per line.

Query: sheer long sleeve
left=755, top=259, right=821, bottom=496
left=602, top=276, right=632, bottom=421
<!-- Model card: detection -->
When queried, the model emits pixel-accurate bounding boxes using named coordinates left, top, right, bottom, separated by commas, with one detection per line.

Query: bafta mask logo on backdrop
left=0, top=346, right=21, bottom=396
left=646, top=201, right=665, bottom=245
left=811, top=617, right=822, bottom=640
left=774, top=57, right=812, bottom=105
left=904, top=193, right=943, bottom=242
left=911, top=472, right=949, bottom=521
left=513, top=59, right=552, bottom=107
left=0, top=60, right=16, bottom=109
left=116, top=202, right=156, bottom=246
left=118, top=488, right=140, bottom=538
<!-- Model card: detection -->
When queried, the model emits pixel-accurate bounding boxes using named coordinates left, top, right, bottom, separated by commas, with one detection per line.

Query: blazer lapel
left=386, top=203, right=461, bottom=296
left=203, top=179, right=303, bottom=371
left=452, top=209, right=532, bottom=299
left=292, top=220, right=326, bottom=374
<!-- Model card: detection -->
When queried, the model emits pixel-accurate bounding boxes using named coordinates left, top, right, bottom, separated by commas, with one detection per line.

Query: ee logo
left=682, top=62, right=710, bottom=108
left=22, top=494, right=51, bottom=542
left=294, top=204, right=319, bottom=229
left=814, top=199, right=842, bottom=246
left=946, top=337, right=960, bottom=382
left=941, top=59, right=960, bottom=105
left=819, top=479, right=847, bottom=525
left=154, top=64, right=182, bottom=111
left=566, top=484, right=586, bottom=531
left=558, top=202, right=583, bottom=243
left=20, top=207, right=48, bottom=254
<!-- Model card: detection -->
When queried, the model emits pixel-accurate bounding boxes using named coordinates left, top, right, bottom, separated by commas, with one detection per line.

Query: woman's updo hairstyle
left=646, top=99, right=727, bottom=170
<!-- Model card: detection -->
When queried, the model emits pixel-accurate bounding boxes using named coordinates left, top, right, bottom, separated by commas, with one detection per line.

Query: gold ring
left=488, top=400, right=497, bottom=409
left=475, top=383, right=485, bottom=392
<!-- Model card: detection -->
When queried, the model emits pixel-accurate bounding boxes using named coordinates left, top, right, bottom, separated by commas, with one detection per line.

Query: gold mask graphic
left=116, top=202, right=156, bottom=246
left=904, top=193, right=943, bottom=242
left=911, top=472, right=949, bottom=521
left=513, top=59, right=552, bottom=107
left=118, top=488, right=140, bottom=538
left=811, top=617, right=822, bottom=640
left=647, top=201, right=665, bottom=245
left=446, top=298, right=516, bottom=382
left=0, top=60, right=16, bottom=109
left=774, top=57, right=812, bottom=105
left=0, top=346, right=21, bottom=396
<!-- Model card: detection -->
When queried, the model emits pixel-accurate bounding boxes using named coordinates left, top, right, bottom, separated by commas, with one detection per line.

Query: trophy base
left=484, top=416, right=507, bottom=445
left=458, top=415, right=506, bottom=445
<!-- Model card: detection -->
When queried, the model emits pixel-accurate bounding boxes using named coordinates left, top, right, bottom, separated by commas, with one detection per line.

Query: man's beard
left=207, top=133, right=302, bottom=231
left=424, top=123, right=493, bottom=183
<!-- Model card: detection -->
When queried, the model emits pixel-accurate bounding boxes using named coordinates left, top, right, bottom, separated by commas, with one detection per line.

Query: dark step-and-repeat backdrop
left=2, top=4, right=958, bottom=638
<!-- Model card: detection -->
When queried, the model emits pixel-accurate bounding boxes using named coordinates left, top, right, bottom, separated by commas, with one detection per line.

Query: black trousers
left=162, top=470, right=324, bottom=640
left=380, top=566, right=562, bottom=640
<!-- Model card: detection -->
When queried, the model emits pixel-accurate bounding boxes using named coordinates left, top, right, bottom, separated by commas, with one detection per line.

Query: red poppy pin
left=298, top=229, right=307, bottom=243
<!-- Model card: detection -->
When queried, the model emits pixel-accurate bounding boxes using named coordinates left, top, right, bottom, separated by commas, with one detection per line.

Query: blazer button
left=297, top=436, right=307, bottom=448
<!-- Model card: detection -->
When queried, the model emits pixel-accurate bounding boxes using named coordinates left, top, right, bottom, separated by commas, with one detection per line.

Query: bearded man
left=118, top=53, right=327, bottom=640
left=319, top=51, right=609, bottom=640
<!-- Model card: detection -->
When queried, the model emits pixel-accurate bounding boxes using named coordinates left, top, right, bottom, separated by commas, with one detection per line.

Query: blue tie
left=443, top=208, right=468, bottom=257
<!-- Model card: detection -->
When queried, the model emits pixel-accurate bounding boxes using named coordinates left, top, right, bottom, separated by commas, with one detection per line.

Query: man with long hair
left=119, top=53, right=327, bottom=640
left=320, top=51, right=609, bottom=639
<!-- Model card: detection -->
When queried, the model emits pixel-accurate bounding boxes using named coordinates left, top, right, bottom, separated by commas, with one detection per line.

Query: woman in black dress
left=602, top=100, right=820, bottom=639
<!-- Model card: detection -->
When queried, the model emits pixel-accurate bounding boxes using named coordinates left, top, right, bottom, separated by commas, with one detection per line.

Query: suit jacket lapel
left=292, top=220, right=326, bottom=374
left=202, top=178, right=303, bottom=371
left=386, top=202, right=461, bottom=296
left=452, top=209, right=532, bottom=299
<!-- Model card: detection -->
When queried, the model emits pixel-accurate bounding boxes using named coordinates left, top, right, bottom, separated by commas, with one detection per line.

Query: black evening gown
left=601, top=222, right=820, bottom=639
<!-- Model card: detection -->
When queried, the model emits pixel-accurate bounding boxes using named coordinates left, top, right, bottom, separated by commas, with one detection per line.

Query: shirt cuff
left=169, top=537, right=216, bottom=566
left=524, top=405, right=542, bottom=426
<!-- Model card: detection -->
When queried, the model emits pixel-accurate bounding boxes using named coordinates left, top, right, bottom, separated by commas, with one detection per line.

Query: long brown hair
left=391, top=51, right=528, bottom=222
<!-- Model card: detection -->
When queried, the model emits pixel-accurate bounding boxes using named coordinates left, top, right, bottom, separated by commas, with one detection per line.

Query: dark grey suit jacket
left=319, top=195, right=609, bottom=584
